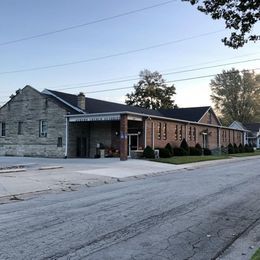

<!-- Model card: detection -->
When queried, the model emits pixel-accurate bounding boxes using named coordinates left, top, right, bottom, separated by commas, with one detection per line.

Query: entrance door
left=128, top=134, right=139, bottom=157
left=76, top=137, right=87, bottom=157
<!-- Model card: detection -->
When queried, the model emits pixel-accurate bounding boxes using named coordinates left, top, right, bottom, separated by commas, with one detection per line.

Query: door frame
left=127, top=133, right=139, bottom=157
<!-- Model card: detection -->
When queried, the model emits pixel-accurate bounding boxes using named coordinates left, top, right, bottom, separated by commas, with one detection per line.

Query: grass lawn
left=151, top=150, right=260, bottom=165
left=231, top=150, right=260, bottom=157
left=251, top=248, right=260, bottom=260
left=152, top=155, right=230, bottom=165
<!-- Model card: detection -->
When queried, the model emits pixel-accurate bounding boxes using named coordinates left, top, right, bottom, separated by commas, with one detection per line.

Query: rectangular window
left=175, top=125, right=178, bottom=140
left=18, top=121, right=23, bottom=135
left=179, top=125, right=183, bottom=141
left=0, top=122, right=6, bottom=137
left=163, top=123, right=167, bottom=140
left=189, top=126, right=192, bottom=141
left=193, top=127, right=196, bottom=141
left=157, top=122, right=161, bottom=140
left=57, top=137, right=63, bottom=147
left=39, top=120, right=48, bottom=137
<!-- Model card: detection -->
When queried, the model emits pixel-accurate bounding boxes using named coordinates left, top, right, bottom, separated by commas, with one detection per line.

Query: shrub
left=238, top=143, right=244, bottom=153
left=173, top=147, right=188, bottom=156
left=227, top=143, right=234, bottom=154
left=180, top=138, right=189, bottom=153
left=203, top=148, right=212, bottom=156
left=189, top=147, right=202, bottom=156
left=165, top=143, right=173, bottom=156
left=143, top=146, right=155, bottom=158
left=233, top=143, right=239, bottom=153
left=159, top=148, right=171, bottom=158
left=245, top=144, right=254, bottom=153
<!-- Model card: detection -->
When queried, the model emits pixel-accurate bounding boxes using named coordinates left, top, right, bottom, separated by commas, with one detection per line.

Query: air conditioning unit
left=154, top=149, right=160, bottom=159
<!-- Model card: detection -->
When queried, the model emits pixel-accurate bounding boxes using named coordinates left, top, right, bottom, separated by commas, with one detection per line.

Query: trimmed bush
left=180, top=138, right=189, bottom=155
left=143, top=146, right=155, bottom=158
left=189, top=147, right=202, bottom=156
left=227, top=143, right=234, bottom=154
left=173, top=147, right=188, bottom=156
left=238, top=143, right=245, bottom=153
left=158, top=148, right=171, bottom=158
left=165, top=143, right=173, bottom=156
left=233, top=143, right=239, bottom=153
left=245, top=144, right=254, bottom=153
left=195, top=143, right=202, bottom=154
left=203, top=148, right=212, bottom=156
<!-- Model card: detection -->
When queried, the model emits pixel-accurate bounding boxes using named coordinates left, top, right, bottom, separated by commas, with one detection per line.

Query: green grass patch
left=152, top=155, right=230, bottom=165
left=251, top=248, right=260, bottom=260
left=231, top=150, right=260, bottom=157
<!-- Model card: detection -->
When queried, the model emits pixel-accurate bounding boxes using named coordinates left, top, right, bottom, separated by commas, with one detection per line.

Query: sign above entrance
left=127, top=115, right=142, bottom=121
left=69, top=115, right=120, bottom=122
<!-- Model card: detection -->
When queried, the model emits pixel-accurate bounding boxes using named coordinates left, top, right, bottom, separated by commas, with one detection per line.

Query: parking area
left=0, top=156, right=183, bottom=199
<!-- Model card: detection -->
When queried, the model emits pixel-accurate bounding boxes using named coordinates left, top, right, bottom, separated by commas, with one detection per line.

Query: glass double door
left=127, top=134, right=139, bottom=157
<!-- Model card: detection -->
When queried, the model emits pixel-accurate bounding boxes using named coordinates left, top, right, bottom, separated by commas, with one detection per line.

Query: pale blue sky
left=0, top=0, right=259, bottom=108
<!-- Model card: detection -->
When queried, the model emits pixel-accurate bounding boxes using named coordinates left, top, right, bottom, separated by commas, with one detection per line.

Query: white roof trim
left=198, top=106, right=222, bottom=126
left=42, top=89, right=85, bottom=114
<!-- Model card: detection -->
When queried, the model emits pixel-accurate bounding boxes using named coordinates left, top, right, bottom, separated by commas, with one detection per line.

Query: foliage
left=125, top=70, right=176, bottom=109
left=195, top=143, right=202, bottom=152
left=251, top=248, right=260, bottom=260
left=165, top=143, right=173, bottom=156
left=180, top=138, right=189, bottom=153
left=227, top=143, right=234, bottom=154
left=189, top=147, right=202, bottom=156
left=244, top=144, right=254, bottom=153
left=143, top=146, right=155, bottom=158
left=233, top=143, right=239, bottom=153
left=158, top=148, right=172, bottom=158
left=238, top=143, right=245, bottom=153
left=173, top=147, right=188, bottom=156
left=210, top=69, right=260, bottom=124
left=183, top=0, right=260, bottom=48
left=203, top=148, right=212, bottom=156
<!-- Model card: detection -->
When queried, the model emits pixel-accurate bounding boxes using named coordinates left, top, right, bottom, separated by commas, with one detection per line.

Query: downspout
left=65, top=117, right=69, bottom=158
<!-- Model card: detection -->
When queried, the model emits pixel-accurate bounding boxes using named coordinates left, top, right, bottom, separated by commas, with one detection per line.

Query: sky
left=0, top=0, right=259, bottom=108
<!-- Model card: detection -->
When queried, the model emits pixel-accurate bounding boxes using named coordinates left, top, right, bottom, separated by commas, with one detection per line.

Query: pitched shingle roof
left=243, top=123, right=260, bottom=133
left=43, top=89, right=212, bottom=123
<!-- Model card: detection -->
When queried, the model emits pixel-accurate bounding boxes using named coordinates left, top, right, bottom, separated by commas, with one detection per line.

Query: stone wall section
left=0, top=86, right=67, bottom=157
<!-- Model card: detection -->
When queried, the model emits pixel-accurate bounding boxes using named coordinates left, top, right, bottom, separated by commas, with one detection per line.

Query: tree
left=125, top=70, right=176, bottom=109
left=210, top=68, right=260, bottom=124
left=183, top=0, right=260, bottom=48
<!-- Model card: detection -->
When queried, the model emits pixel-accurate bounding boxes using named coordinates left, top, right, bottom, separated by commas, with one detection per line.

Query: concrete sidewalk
left=0, top=156, right=259, bottom=201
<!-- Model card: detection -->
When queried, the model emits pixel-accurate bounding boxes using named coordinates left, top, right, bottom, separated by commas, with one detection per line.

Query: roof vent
left=77, top=92, right=86, bottom=110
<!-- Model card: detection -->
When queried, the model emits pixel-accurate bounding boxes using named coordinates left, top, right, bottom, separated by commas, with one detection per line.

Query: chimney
left=77, top=92, right=86, bottom=110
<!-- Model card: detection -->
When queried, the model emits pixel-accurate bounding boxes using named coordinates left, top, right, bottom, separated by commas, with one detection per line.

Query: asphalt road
left=0, top=158, right=260, bottom=260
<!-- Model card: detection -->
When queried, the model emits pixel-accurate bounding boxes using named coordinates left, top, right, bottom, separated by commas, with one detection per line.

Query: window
left=39, top=120, right=48, bottom=137
left=175, top=125, right=178, bottom=140
left=57, top=137, right=63, bottom=147
left=189, top=127, right=192, bottom=141
left=163, top=123, right=167, bottom=140
left=179, top=125, right=183, bottom=141
left=0, top=122, right=6, bottom=137
left=18, top=121, right=23, bottom=135
left=208, top=111, right=212, bottom=124
left=157, top=122, right=161, bottom=140
left=193, top=127, right=196, bottom=141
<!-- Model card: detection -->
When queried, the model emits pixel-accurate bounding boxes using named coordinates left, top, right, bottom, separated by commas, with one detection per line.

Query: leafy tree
left=210, top=68, right=260, bottom=124
left=125, top=70, right=176, bottom=109
left=183, top=0, right=260, bottom=48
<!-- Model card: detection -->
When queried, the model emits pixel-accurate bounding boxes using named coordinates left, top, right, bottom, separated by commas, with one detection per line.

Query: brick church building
left=0, top=86, right=245, bottom=160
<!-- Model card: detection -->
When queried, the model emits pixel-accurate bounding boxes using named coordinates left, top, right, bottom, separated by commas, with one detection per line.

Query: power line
left=1, top=67, right=259, bottom=104
left=0, top=29, right=225, bottom=75
left=86, top=67, right=260, bottom=94
left=0, top=0, right=176, bottom=47
left=54, top=58, right=260, bottom=91
left=47, top=51, right=260, bottom=89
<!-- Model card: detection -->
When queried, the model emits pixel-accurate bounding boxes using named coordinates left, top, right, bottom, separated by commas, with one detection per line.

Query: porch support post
left=65, top=117, right=69, bottom=158
left=120, top=114, right=128, bottom=161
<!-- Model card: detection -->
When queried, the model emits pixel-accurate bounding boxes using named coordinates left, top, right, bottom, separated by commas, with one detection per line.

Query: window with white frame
left=39, top=120, right=48, bottom=137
